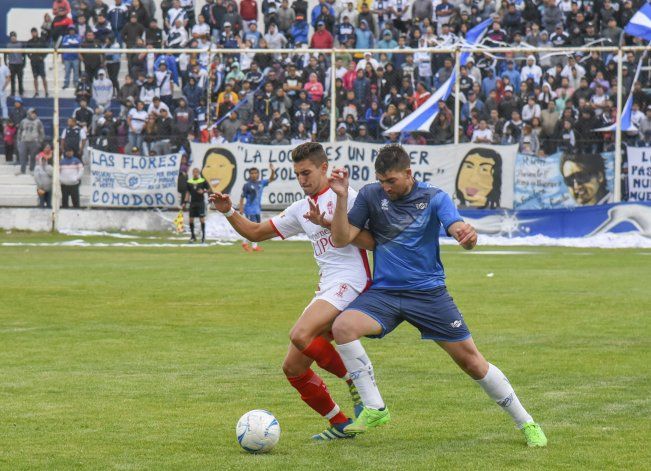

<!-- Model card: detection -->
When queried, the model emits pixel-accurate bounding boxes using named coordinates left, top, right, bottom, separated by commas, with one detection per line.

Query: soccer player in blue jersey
left=239, top=164, right=277, bottom=252
left=327, top=144, right=548, bottom=447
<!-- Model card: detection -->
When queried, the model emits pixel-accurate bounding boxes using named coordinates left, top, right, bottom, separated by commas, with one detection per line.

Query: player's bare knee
left=288, top=326, right=312, bottom=351
left=461, top=354, right=489, bottom=380
left=332, top=314, right=360, bottom=343
left=282, top=357, right=303, bottom=378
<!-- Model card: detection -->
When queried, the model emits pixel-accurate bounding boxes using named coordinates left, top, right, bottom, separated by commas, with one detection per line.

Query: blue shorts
left=347, top=286, right=472, bottom=342
left=245, top=213, right=261, bottom=223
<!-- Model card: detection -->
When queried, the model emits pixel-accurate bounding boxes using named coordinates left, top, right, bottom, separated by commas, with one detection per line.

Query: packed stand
left=0, top=0, right=649, bottom=204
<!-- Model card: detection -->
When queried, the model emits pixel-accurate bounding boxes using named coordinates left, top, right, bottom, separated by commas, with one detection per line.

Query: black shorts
left=189, top=203, right=206, bottom=218
left=31, top=61, right=45, bottom=78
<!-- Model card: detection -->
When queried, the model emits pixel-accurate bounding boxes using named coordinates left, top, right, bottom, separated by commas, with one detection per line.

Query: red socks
left=301, top=336, right=348, bottom=379
left=287, top=369, right=348, bottom=425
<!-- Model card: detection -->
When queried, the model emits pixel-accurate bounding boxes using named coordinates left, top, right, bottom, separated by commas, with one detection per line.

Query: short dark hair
left=292, top=142, right=327, bottom=166
left=560, top=153, right=608, bottom=201
left=375, top=144, right=410, bottom=174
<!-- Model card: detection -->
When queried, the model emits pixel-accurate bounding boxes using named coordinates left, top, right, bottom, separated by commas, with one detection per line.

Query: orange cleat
left=242, top=242, right=253, bottom=252
left=252, top=245, right=264, bottom=252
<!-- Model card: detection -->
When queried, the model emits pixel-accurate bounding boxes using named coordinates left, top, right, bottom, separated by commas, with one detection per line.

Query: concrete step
left=0, top=173, right=36, bottom=185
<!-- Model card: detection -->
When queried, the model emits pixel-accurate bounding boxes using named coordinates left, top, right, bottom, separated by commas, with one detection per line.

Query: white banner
left=90, top=149, right=182, bottom=208
left=627, top=147, right=651, bottom=202
left=189, top=142, right=517, bottom=209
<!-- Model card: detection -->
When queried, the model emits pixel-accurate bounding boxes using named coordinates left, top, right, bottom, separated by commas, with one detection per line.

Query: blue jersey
left=348, top=181, right=463, bottom=291
left=241, top=179, right=269, bottom=215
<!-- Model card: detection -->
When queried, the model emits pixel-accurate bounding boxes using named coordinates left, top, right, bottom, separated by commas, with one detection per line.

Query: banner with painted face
left=627, top=147, right=651, bottom=202
left=514, top=152, right=615, bottom=209
left=90, top=149, right=182, bottom=207
left=190, top=142, right=518, bottom=210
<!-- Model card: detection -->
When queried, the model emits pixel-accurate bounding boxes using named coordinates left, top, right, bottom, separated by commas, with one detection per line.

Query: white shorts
left=311, top=282, right=362, bottom=312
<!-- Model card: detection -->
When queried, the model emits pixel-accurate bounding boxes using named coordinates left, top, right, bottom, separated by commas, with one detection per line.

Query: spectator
left=26, top=28, right=48, bottom=98
left=3, top=119, right=17, bottom=164
left=9, top=97, right=26, bottom=127
left=107, top=0, right=129, bottom=44
left=60, top=147, right=84, bottom=208
left=61, top=26, right=81, bottom=89
left=127, top=100, right=148, bottom=153
left=61, top=117, right=87, bottom=157
left=519, top=124, right=540, bottom=155
left=310, top=21, right=334, bottom=48
left=471, top=119, right=493, bottom=144
left=80, top=31, right=103, bottom=80
left=17, top=108, right=44, bottom=175
left=34, top=144, right=53, bottom=208
left=5, top=32, right=25, bottom=97
left=92, top=69, right=114, bottom=108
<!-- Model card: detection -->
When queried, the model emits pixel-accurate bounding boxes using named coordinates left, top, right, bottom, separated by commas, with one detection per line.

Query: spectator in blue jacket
left=60, top=26, right=81, bottom=89
left=376, top=30, right=398, bottom=61
left=182, top=76, right=204, bottom=109
left=481, top=68, right=498, bottom=100
left=289, top=15, right=308, bottom=45
left=107, top=0, right=129, bottom=45
left=501, top=59, right=521, bottom=93
left=355, top=19, right=374, bottom=50
left=311, top=0, right=334, bottom=27
left=234, top=123, right=254, bottom=143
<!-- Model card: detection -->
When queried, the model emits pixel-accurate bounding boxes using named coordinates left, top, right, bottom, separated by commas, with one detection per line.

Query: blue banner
left=454, top=202, right=651, bottom=238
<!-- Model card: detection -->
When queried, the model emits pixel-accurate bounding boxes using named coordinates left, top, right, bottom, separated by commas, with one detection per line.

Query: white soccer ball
left=235, top=410, right=281, bottom=453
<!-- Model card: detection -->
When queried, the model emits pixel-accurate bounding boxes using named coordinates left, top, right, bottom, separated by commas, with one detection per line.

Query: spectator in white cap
left=520, top=55, right=542, bottom=85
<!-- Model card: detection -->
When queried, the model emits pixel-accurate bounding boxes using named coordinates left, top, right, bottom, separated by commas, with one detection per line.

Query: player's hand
left=328, top=167, right=349, bottom=197
left=303, top=197, right=331, bottom=228
left=209, top=192, right=232, bottom=213
left=456, top=223, right=478, bottom=250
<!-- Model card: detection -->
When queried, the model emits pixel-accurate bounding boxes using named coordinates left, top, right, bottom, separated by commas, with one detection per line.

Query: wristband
left=222, top=207, right=235, bottom=218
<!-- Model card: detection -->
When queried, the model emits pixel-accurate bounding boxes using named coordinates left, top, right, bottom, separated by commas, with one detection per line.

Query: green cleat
left=347, top=381, right=363, bottom=418
left=343, top=406, right=390, bottom=435
left=312, top=420, right=355, bottom=441
left=521, top=422, right=548, bottom=447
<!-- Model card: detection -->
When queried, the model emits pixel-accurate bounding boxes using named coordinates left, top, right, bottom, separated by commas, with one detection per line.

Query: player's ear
left=321, top=161, right=328, bottom=173
left=404, top=168, right=413, bottom=179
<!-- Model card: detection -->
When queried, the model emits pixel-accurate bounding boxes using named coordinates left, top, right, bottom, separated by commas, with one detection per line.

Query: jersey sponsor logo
left=312, top=234, right=335, bottom=257
left=334, top=283, right=349, bottom=298
left=327, top=200, right=334, bottom=215
left=450, top=320, right=463, bottom=328
left=415, top=201, right=428, bottom=210
left=381, top=198, right=389, bottom=211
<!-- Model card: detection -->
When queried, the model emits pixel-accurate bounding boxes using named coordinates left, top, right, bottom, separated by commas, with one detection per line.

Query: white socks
left=477, top=363, right=533, bottom=427
left=336, top=340, right=385, bottom=409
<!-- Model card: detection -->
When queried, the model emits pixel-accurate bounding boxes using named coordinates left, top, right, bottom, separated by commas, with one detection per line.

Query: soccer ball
left=235, top=410, right=281, bottom=453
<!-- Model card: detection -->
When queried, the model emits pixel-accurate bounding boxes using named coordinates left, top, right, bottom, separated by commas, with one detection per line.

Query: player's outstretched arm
left=328, top=168, right=361, bottom=247
left=303, top=198, right=375, bottom=251
left=448, top=221, right=478, bottom=250
left=209, top=193, right=277, bottom=242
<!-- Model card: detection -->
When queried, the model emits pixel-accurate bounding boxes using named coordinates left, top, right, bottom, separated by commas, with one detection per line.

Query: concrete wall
left=0, top=207, right=173, bottom=232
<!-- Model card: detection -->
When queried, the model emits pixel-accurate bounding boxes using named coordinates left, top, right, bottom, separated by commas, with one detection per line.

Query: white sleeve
left=270, top=200, right=304, bottom=239
left=347, top=187, right=358, bottom=213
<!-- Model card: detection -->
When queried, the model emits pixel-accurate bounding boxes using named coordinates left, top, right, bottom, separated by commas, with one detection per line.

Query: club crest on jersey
left=327, top=200, right=334, bottom=215
left=415, top=201, right=428, bottom=210
left=381, top=199, right=389, bottom=211
left=335, top=283, right=349, bottom=298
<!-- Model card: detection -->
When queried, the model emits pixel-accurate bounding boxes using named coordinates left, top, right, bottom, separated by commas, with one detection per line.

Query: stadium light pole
left=614, top=48, right=623, bottom=203
left=51, top=51, right=61, bottom=232
left=453, top=49, right=461, bottom=145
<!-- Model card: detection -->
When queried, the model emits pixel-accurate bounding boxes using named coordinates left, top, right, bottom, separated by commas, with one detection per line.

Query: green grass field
left=1, top=231, right=650, bottom=470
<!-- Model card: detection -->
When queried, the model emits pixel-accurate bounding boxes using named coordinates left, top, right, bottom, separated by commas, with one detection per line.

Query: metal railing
left=1, top=44, right=649, bottom=228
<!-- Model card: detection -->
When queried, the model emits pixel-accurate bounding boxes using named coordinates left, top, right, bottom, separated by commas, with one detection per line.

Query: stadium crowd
left=1, top=0, right=651, bottom=206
